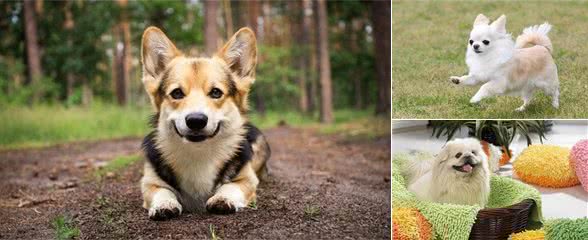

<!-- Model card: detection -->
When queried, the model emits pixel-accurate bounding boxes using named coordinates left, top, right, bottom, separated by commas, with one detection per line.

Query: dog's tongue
left=462, top=164, right=473, bottom=173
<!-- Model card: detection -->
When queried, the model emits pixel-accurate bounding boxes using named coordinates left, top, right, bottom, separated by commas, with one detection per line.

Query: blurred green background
left=0, top=0, right=390, bottom=148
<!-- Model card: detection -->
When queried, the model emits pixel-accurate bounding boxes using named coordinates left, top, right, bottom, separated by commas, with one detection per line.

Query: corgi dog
left=139, top=27, right=270, bottom=220
left=450, top=14, right=559, bottom=111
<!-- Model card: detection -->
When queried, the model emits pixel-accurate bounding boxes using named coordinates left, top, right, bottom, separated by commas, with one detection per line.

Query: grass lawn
left=0, top=104, right=389, bottom=150
left=392, top=1, right=588, bottom=119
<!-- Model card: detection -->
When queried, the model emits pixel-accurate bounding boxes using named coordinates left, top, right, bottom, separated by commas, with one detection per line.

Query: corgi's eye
left=455, top=152, right=462, bottom=158
left=483, top=40, right=490, bottom=45
left=469, top=39, right=474, bottom=45
left=209, top=88, right=223, bottom=99
left=170, top=88, right=185, bottom=100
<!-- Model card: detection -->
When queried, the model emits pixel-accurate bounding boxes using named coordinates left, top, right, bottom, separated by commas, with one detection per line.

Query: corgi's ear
left=216, top=27, right=257, bottom=87
left=474, top=14, right=490, bottom=26
left=141, top=27, right=181, bottom=99
left=490, top=15, right=507, bottom=34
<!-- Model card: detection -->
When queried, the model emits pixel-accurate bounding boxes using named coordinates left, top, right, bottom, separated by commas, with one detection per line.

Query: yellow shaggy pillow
left=514, top=145, right=580, bottom=188
left=509, top=230, right=545, bottom=240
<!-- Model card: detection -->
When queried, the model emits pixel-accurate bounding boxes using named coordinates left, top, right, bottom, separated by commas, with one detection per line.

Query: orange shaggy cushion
left=392, top=208, right=433, bottom=240
left=513, top=145, right=579, bottom=188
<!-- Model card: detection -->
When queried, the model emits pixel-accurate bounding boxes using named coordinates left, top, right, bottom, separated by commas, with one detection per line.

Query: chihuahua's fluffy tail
left=515, top=22, right=553, bottom=52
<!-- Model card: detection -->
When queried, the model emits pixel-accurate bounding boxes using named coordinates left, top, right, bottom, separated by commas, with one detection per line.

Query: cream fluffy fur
left=406, top=138, right=491, bottom=207
left=450, top=14, right=559, bottom=111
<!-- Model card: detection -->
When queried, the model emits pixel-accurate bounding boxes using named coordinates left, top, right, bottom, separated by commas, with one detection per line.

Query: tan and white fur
left=405, top=138, right=491, bottom=207
left=139, top=26, right=270, bottom=220
left=450, top=14, right=559, bottom=111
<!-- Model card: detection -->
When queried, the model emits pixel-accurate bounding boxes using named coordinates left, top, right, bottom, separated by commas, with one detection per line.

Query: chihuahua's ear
left=490, top=15, right=507, bottom=34
left=141, top=27, right=181, bottom=99
left=216, top=27, right=257, bottom=88
left=474, top=14, right=490, bottom=26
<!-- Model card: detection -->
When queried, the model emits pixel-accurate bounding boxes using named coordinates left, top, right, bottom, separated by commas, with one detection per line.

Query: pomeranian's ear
left=141, top=27, right=181, bottom=99
left=474, top=14, right=490, bottom=26
left=490, top=15, right=507, bottom=34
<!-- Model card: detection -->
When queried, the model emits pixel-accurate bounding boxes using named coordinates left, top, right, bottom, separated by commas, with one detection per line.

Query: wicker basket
left=469, top=199, right=536, bottom=240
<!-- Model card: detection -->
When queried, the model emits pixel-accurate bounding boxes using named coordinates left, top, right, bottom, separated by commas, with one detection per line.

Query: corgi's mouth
left=172, top=121, right=222, bottom=142
left=452, top=163, right=476, bottom=173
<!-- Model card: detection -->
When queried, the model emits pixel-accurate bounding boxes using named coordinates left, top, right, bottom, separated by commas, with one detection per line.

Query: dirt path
left=0, top=127, right=390, bottom=239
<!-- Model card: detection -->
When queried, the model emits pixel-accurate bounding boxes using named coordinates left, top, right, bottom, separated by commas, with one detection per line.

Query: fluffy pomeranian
left=404, top=138, right=494, bottom=207
left=450, top=14, right=559, bottom=111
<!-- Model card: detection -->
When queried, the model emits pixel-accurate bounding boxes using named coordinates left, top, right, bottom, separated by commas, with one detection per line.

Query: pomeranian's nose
left=473, top=44, right=480, bottom=50
left=185, top=113, right=208, bottom=130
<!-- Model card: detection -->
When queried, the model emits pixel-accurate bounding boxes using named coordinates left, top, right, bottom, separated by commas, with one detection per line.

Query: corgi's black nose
left=186, top=113, right=208, bottom=130
left=473, top=44, right=480, bottom=50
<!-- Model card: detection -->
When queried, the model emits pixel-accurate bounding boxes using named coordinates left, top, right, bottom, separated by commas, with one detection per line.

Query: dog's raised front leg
left=470, top=82, right=501, bottom=104
left=449, top=74, right=479, bottom=86
left=206, top=163, right=259, bottom=214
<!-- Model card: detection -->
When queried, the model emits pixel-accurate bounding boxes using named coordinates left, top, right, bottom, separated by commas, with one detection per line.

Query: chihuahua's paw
left=449, top=76, right=461, bottom=84
left=148, top=199, right=182, bottom=221
left=206, top=196, right=240, bottom=214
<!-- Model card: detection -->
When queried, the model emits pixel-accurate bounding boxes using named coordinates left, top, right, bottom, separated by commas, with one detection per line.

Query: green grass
left=0, top=103, right=151, bottom=150
left=52, top=215, right=80, bottom=240
left=209, top=224, right=221, bottom=240
left=247, top=199, right=258, bottom=210
left=94, top=154, right=142, bottom=179
left=250, top=108, right=390, bottom=139
left=94, top=195, right=127, bottom=237
left=303, top=205, right=320, bottom=220
left=392, top=1, right=588, bottom=118
left=0, top=105, right=389, bottom=150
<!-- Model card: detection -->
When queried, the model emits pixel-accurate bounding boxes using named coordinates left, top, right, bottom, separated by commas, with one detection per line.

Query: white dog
left=450, top=14, right=559, bottom=112
left=405, top=138, right=492, bottom=207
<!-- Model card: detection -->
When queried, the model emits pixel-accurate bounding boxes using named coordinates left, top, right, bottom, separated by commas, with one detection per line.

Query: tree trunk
left=308, top=0, right=319, bottom=114
left=294, top=0, right=310, bottom=113
left=64, top=0, right=75, bottom=101
left=350, top=19, right=363, bottom=109
left=371, top=0, right=391, bottom=115
left=23, top=0, right=43, bottom=102
left=82, top=78, right=92, bottom=106
left=248, top=0, right=260, bottom=38
left=204, top=0, right=219, bottom=56
left=317, top=0, right=333, bottom=123
left=222, top=0, right=233, bottom=38
left=249, top=0, right=265, bottom=115
left=114, top=0, right=131, bottom=106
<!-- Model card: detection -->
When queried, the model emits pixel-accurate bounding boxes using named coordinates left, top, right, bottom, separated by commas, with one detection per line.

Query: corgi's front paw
left=450, top=76, right=461, bottom=84
left=206, top=194, right=245, bottom=214
left=206, top=196, right=239, bottom=214
left=148, top=199, right=182, bottom=221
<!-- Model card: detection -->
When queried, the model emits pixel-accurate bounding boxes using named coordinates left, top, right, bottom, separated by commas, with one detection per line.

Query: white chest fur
left=157, top=131, right=244, bottom=212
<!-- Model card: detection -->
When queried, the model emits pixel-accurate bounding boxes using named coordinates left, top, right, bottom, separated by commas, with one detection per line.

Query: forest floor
left=0, top=126, right=390, bottom=239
